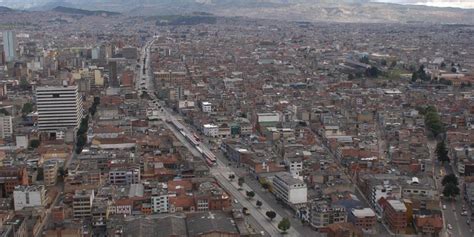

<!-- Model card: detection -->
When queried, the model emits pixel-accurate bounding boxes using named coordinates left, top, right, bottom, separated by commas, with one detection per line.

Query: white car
left=447, top=224, right=453, bottom=230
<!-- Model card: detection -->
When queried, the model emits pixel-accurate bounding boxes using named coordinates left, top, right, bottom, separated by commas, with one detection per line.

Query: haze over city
left=0, top=0, right=473, bottom=237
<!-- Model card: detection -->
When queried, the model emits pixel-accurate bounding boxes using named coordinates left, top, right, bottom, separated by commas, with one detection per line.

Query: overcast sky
left=372, top=0, right=474, bottom=8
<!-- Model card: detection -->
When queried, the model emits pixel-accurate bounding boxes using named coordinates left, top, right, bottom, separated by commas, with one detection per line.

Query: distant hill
left=2, top=0, right=474, bottom=24
left=52, top=6, right=120, bottom=16
left=0, top=6, right=14, bottom=12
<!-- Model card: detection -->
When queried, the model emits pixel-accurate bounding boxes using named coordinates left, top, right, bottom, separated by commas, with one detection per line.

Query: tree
left=278, top=217, right=291, bottom=233
left=440, top=62, right=446, bottom=68
left=93, top=96, right=100, bottom=105
left=442, top=174, right=458, bottom=186
left=228, top=174, right=235, bottom=181
left=75, top=135, right=87, bottom=154
left=246, top=191, right=255, bottom=199
left=36, top=167, right=44, bottom=181
left=29, top=140, right=40, bottom=149
left=0, top=108, right=9, bottom=115
left=451, top=67, right=457, bottom=73
left=89, top=97, right=101, bottom=116
left=415, top=65, right=430, bottom=81
left=424, top=106, right=444, bottom=138
left=381, top=59, right=387, bottom=66
left=390, top=60, right=397, bottom=68
left=443, top=183, right=460, bottom=199
left=266, top=211, right=276, bottom=221
left=411, top=72, right=418, bottom=82
left=365, top=66, right=379, bottom=78
left=436, top=141, right=449, bottom=163
left=21, top=102, right=34, bottom=115
left=348, top=73, right=355, bottom=80
left=238, top=177, right=244, bottom=189
left=256, top=200, right=262, bottom=208
left=19, top=77, right=30, bottom=90
left=359, top=56, right=369, bottom=64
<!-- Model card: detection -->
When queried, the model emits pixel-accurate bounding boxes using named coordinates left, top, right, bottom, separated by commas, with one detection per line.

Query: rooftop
left=351, top=208, right=376, bottom=218
left=387, top=200, right=407, bottom=212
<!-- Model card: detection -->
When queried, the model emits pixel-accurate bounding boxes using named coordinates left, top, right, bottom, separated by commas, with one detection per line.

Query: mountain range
left=0, top=0, right=473, bottom=24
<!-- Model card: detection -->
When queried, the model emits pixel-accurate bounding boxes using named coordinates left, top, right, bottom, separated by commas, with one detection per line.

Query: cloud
left=372, top=0, right=474, bottom=9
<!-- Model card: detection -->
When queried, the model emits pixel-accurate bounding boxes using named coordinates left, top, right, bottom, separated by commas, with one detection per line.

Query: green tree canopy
left=0, top=108, right=9, bottom=116
left=442, top=183, right=460, bottom=199
left=21, top=102, right=34, bottom=115
left=266, top=211, right=276, bottom=221
left=441, top=174, right=458, bottom=186
left=19, top=77, right=30, bottom=90
left=246, top=191, right=255, bottom=199
left=359, top=56, right=369, bottom=64
left=436, top=141, right=449, bottom=163
left=29, top=139, right=40, bottom=149
left=423, top=106, right=444, bottom=137
left=278, top=218, right=291, bottom=233
left=238, top=177, right=245, bottom=187
left=365, top=66, right=379, bottom=78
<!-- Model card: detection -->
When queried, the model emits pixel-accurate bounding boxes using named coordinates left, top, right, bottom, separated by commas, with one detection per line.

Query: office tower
left=2, top=31, right=17, bottom=62
left=108, top=61, right=118, bottom=87
left=91, top=47, right=100, bottom=60
left=36, top=85, right=83, bottom=132
left=122, top=47, right=137, bottom=60
left=0, top=45, right=4, bottom=65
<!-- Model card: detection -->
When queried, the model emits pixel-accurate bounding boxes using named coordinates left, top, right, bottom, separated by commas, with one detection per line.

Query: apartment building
left=349, top=208, right=377, bottom=233
left=43, top=160, right=59, bottom=187
left=0, top=167, right=29, bottom=197
left=151, top=191, right=169, bottom=214
left=13, top=185, right=46, bottom=211
left=73, top=189, right=95, bottom=219
left=108, top=167, right=140, bottom=185
left=0, top=115, right=13, bottom=139
left=382, top=199, right=407, bottom=234
left=272, top=172, right=307, bottom=209
left=309, top=201, right=347, bottom=230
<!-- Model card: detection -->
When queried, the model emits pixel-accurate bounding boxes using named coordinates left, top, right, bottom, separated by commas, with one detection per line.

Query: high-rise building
left=0, top=45, right=4, bottom=65
left=91, top=47, right=100, bottom=60
left=108, top=61, right=118, bottom=87
left=36, top=85, right=83, bottom=133
left=0, top=115, right=13, bottom=139
left=2, top=31, right=17, bottom=62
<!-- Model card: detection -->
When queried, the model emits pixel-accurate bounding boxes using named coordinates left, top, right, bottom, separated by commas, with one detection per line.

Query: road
left=138, top=39, right=304, bottom=236
left=434, top=152, right=472, bottom=237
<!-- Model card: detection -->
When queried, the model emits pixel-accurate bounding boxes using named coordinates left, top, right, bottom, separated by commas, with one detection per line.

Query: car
left=447, top=224, right=453, bottom=230
left=443, top=205, right=447, bottom=210
left=461, top=211, right=468, bottom=216
left=467, top=220, right=470, bottom=225
left=234, top=199, right=239, bottom=204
